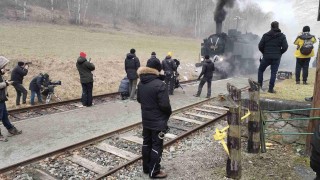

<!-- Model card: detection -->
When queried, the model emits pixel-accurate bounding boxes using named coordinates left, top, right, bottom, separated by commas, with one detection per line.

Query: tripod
left=45, top=91, right=62, bottom=104
left=42, top=86, right=62, bottom=104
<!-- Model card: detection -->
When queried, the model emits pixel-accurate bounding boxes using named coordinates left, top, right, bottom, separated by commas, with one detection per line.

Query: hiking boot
left=0, top=130, right=8, bottom=142
left=8, top=127, right=22, bottom=136
left=193, top=94, right=200, bottom=97
left=303, top=81, right=308, bottom=85
left=151, top=171, right=167, bottom=179
left=296, top=81, right=300, bottom=84
left=268, top=89, right=276, bottom=94
left=305, top=97, right=313, bottom=102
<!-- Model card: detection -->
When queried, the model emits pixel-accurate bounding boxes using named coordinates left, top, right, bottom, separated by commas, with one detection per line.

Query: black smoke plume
left=214, top=0, right=235, bottom=23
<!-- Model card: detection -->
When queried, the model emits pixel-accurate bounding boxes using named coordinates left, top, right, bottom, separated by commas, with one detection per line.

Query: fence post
left=247, top=79, right=261, bottom=153
left=226, top=83, right=242, bottom=179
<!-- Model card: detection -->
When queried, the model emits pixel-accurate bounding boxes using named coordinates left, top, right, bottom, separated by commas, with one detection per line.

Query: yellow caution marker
left=241, top=109, right=251, bottom=121
left=213, top=126, right=229, bottom=156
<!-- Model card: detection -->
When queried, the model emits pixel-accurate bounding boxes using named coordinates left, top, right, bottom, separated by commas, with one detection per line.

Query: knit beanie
left=147, top=58, right=162, bottom=72
left=271, top=21, right=279, bottom=29
left=130, top=49, right=136, bottom=54
left=80, top=52, right=87, bottom=58
left=18, top=61, right=25, bottom=66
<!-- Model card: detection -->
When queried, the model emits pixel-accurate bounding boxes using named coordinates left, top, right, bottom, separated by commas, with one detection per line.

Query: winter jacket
left=198, top=59, right=215, bottom=80
left=0, top=58, right=9, bottom=102
left=29, top=74, right=49, bottom=91
left=311, top=124, right=320, bottom=173
left=118, top=76, right=130, bottom=93
left=11, top=65, right=28, bottom=85
left=258, top=28, right=288, bottom=59
left=76, top=57, right=95, bottom=83
left=125, top=53, right=140, bottom=80
left=162, top=56, right=177, bottom=75
left=137, top=67, right=172, bottom=131
left=294, top=32, right=317, bottom=58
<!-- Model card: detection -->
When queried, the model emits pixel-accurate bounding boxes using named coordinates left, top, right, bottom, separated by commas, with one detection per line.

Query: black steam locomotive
left=199, top=28, right=260, bottom=78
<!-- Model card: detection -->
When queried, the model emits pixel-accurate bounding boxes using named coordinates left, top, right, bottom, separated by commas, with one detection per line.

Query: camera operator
left=0, top=56, right=22, bottom=141
left=10, top=61, right=29, bottom=106
left=29, top=73, right=49, bottom=105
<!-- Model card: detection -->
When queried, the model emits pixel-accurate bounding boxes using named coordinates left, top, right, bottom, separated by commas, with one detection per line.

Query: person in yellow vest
left=294, top=26, right=317, bottom=85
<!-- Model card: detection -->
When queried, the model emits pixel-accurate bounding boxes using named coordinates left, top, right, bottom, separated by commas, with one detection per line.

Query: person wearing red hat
left=76, top=52, right=95, bottom=107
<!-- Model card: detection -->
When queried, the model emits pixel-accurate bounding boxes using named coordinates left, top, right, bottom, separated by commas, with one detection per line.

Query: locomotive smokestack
left=214, top=0, right=235, bottom=34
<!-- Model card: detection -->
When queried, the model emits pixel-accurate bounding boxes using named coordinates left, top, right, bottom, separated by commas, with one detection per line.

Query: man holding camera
left=162, top=52, right=177, bottom=95
left=76, top=52, right=95, bottom=107
left=29, top=73, right=49, bottom=105
left=11, top=61, right=29, bottom=106
left=0, top=56, right=22, bottom=142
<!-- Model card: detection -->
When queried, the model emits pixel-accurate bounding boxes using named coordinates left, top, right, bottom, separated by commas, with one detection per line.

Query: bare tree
left=23, top=0, right=27, bottom=20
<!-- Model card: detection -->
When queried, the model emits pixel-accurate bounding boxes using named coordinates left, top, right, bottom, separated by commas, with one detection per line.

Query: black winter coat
left=125, top=53, right=140, bottom=80
left=258, top=28, right=288, bottom=59
left=198, top=59, right=215, bottom=80
left=162, top=56, right=177, bottom=74
left=76, top=57, right=95, bottom=83
left=137, top=67, right=172, bottom=131
left=11, top=65, right=28, bottom=85
left=29, top=74, right=49, bottom=91
left=311, top=124, right=320, bottom=173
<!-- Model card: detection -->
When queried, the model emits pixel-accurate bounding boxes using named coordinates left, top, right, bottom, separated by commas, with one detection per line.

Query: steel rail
left=0, top=95, right=214, bottom=174
left=7, top=79, right=197, bottom=115
left=95, top=112, right=227, bottom=179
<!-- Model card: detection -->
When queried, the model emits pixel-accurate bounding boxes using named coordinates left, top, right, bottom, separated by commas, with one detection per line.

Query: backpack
left=300, top=38, right=314, bottom=55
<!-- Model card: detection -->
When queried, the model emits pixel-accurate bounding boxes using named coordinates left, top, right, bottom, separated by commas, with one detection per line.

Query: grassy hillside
left=0, top=22, right=200, bottom=108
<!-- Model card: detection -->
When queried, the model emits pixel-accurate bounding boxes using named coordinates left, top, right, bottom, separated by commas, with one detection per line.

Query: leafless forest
left=0, top=0, right=274, bottom=37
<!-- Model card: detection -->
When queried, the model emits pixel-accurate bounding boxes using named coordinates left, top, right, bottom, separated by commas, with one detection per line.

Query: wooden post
left=247, top=79, right=260, bottom=153
left=226, top=83, right=242, bottom=179
left=306, top=38, right=320, bottom=154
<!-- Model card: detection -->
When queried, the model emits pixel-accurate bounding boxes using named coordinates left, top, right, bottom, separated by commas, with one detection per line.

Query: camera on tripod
left=41, top=80, right=62, bottom=103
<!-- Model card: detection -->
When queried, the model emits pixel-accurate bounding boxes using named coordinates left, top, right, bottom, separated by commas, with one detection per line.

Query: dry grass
left=261, top=68, right=316, bottom=102
left=0, top=22, right=200, bottom=109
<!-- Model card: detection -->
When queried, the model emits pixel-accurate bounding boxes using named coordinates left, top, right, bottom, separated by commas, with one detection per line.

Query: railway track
left=0, top=97, right=228, bottom=180
left=8, top=80, right=198, bottom=122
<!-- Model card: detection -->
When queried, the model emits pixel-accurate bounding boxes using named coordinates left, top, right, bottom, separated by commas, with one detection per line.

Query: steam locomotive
left=199, top=26, right=260, bottom=78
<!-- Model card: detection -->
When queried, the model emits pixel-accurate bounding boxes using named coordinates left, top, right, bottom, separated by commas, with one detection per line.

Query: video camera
left=42, top=80, right=62, bottom=96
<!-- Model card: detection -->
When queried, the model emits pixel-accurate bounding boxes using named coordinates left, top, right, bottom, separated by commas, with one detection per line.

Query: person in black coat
left=194, top=55, right=215, bottom=98
left=311, top=124, right=320, bottom=180
left=258, top=21, right=288, bottom=93
left=137, top=55, right=171, bottom=179
left=11, top=61, right=28, bottom=105
left=162, top=52, right=177, bottom=95
left=76, top=52, right=95, bottom=107
left=125, top=49, right=140, bottom=100
left=29, top=73, right=49, bottom=105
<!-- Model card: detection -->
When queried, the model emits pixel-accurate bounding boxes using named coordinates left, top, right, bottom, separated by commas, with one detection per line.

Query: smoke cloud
left=214, top=0, right=235, bottom=23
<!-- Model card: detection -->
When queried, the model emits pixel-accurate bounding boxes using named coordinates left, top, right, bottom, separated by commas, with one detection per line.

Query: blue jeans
left=0, top=102, right=13, bottom=130
left=258, top=58, right=280, bottom=90
left=30, top=90, right=42, bottom=105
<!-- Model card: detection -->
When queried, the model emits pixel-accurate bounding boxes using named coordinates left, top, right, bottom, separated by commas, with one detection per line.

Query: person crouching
left=137, top=55, right=172, bottom=178
left=0, top=56, right=22, bottom=142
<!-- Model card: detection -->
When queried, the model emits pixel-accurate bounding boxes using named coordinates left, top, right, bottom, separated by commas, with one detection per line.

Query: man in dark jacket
left=76, top=52, right=95, bottom=107
left=125, top=49, right=140, bottom=100
left=194, top=55, right=215, bottom=98
left=11, top=61, right=28, bottom=106
left=0, top=56, right=22, bottom=141
left=29, top=73, right=49, bottom=105
left=311, top=124, right=320, bottom=180
left=137, top=56, right=171, bottom=179
left=258, top=21, right=288, bottom=93
left=162, top=52, right=177, bottom=95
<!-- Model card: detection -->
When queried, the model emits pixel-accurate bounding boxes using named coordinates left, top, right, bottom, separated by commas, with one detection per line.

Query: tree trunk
left=67, top=0, right=71, bottom=18
left=226, top=83, right=242, bottom=179
left=78, top=0, right=81, bottom=24
left=306, top=41, right=320, bottom=155
left=51, top=0, right=54, bottom=22
left=83, top=0, right=90, bottom=23
left=23, top=0, right=27, bottom=20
